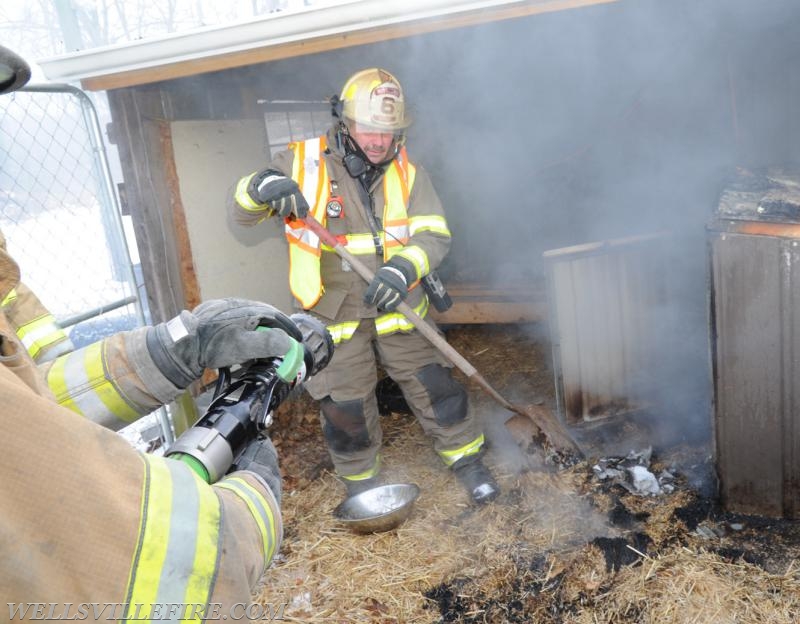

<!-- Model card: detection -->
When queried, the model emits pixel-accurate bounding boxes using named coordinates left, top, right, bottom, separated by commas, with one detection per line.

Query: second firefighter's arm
left=2, top=281, right=75, bottom=363
left=38, top=327, right=185, bottom=431
left=2, top=363, right=282, bottom=609
left=38, top=298, right=304, bottom=432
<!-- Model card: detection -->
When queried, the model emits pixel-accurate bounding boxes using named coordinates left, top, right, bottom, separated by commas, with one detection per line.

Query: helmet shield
left=340, top=68, right=411, bottom=132
left=0, top=45, right=31, bottom=95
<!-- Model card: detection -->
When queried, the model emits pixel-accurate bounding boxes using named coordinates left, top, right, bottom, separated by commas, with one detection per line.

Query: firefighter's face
left=348, top=122, right=394, bottom=164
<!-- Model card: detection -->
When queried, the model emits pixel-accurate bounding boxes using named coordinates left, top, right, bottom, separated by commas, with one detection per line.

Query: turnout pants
left=303, top=319, right=484, bottom=480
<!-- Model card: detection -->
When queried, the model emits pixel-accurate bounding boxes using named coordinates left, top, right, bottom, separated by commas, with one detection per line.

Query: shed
left=39, top=0, right=800, bottom=324
left=35, top=0, right=800, bottom=517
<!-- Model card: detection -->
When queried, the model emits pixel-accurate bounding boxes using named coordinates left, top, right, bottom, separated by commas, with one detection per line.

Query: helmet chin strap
left=337, top=121, right=402, bottom=179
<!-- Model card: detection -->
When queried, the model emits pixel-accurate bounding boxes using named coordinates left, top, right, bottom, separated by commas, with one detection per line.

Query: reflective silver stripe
left=395, top=245, right=429, bottom=278
left=36, top=338, right=74, bottom=363
left=439, top=434, right=486, bottom=466
left=216, top=476, right=281, bottom=564
left=155, top=461, right=203, bottom=614
left=285, top=224, right=320, bottom=248
left=409, top=214, right=450, bottom=237
left=375, top=297, right=429, bottom=335
left=384, top=224, right=410, bottom=243
left=234, top=174, right=263, bottom=211
left=300, top=137, right=321, bottom=200
left=327, top=321, right=359, bottom=344
left=124, top=457, right=221, bottom=623
left=60, top=348, right=109, bottom=418
left=18, top=319, right=61, bottom=350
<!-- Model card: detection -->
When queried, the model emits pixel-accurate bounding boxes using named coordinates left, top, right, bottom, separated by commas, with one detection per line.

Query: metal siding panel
left=711, top=232, right=785, bottom=516
left=546, top=235, right=669, bottom=425
left=553, top=260, right=582, bottom=420
left=785, top=240, right=800, bottom=517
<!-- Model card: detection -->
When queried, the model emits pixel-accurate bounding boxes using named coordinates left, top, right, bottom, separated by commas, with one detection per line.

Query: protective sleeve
left=391, top=164, right=452, bottom=281
left=0, top=361, right=281, bottom=613
left=39, top=327, right=183, bottom=431
left=230, top=150, right=295, bottom=227
left=211, top=471, right=284, bottom=595
left=1, top=281, right=75, bottom=363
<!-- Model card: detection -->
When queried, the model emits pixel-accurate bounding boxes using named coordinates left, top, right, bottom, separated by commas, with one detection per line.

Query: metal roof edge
left=37, top=0, right=617, bottom=90
left=37, top=0, right=527, bottom=81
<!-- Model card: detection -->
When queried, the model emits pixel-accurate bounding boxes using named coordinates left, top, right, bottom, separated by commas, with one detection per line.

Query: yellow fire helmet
left=340, top=68, right=412, bottom=132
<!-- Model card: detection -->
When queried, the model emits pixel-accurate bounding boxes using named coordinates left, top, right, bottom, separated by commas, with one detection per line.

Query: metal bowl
left=333, top=483, right=421, bottom=533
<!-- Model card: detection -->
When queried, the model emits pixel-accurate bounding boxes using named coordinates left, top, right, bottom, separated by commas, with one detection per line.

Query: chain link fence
left=0, top=84, right=173, bottom=447
left=0, top=84, right=144, bottom=346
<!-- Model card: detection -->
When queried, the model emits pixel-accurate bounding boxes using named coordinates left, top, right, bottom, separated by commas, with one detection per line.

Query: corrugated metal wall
left=709, top=227, right=800, bottom=518
left=545, top=233, right=672, bottom=425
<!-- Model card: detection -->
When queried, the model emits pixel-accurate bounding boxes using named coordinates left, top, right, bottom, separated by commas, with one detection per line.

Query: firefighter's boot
left=342, top=476, right=380, bottom=498
left=453, top=457, right=500, bottom=505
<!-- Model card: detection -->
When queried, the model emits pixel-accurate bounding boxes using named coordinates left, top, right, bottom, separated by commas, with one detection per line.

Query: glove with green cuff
left=146, top=298, right=304, bottom=388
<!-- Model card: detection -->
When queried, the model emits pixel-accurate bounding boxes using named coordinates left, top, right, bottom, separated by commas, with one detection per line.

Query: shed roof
left=38, top=0, right=616, bottom=91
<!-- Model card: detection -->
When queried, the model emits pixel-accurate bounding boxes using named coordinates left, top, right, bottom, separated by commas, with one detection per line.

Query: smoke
left=120, top=0, right=800, bottom=481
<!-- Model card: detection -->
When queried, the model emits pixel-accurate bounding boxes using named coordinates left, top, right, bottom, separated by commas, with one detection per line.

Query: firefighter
left=0, top=229, right=75, bottom=362
left=231, top=68, right=499, bottom=504
left=1, top=45, right=291, bottom=619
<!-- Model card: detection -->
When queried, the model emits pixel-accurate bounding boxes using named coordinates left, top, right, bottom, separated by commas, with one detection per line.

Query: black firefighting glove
left=146, top=298, right=304, bottom=388
left=233, top=437, right=282, bottom=505
left=248, top=168, right=309, bottom=219
left=363, top=256, right=416, bottom=312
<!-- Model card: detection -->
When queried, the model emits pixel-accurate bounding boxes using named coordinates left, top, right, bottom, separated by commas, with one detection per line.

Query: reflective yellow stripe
left=298, top=137, right=322, bottom=201
left=16, top=314, right=70, bottom=360
left=1, top=288, right=17, bottom=306
left=286, top=137, right=430, bottom=307
left=125, top=457, right=171, bottom=614
left=341, top=456, right=381, bottom=481
left=327, top=321, right=359, bottom=345
left=409, top=214, right=451, bottom=237
left=381, top=154, right=413, bottom=261
left=375, top=296, right=429, bottom=336
left=392, top=245, right=429, bottom=279
left=87, top=342, right=140, bottom=422
left=48, top=342, right=140, bottom=423
left=321, top=233, right=379, bottom=254
left=216, top=476, right=281, bottom=565
left=47, top=354, right=78, bottom=413
left=124, top=456, right=221, bottom=623
left=438, top=434, right=486, bottom=467
left=291, top=140, right=305, bottom=189
left=234, top=172, right=266, bottom=212
left=286, top=140, right=328, bottom=308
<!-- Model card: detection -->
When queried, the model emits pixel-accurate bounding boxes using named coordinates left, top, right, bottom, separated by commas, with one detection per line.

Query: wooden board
left=429, top=282, right=546, bottom=324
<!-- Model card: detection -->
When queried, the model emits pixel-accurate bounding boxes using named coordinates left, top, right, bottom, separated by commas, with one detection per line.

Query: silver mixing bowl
left=333, top=483, right=421, bottom=533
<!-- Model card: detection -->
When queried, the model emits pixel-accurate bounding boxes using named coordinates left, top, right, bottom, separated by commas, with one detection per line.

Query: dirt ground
left=260, top=323, right=800, bottom=623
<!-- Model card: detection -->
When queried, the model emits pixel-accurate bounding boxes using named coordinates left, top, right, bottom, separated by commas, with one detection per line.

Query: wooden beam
left=157, top=122, right=202, bottom=311
left=429, top=282, right=546, bottom=324
left=82, top=0, right=617, bottom=91
left=106, top=89, right=187, bottom=322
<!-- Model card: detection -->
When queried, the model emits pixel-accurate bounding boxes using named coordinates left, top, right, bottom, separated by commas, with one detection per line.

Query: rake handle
left=299, top=215, right=583, bottom=457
